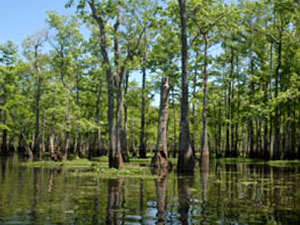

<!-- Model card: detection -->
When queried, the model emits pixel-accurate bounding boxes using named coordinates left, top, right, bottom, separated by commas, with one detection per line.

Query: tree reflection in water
left=201, top=157, right=209, bottom=225
left=153, top=168, right=169, bottom=225
left=1, top=157, right=300, bottom=224
left=178, top=175, right=194, bottom=225
left=106, top=178, right=125, bottom=225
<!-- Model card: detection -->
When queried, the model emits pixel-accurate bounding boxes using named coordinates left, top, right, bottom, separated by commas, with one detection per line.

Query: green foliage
left=0, top=0, right=300, bottom=162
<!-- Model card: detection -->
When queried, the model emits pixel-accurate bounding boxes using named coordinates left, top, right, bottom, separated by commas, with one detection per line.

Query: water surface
left=1, top=155, right=300, bottom=224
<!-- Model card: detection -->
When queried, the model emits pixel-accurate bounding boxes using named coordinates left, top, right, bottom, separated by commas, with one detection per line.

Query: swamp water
left=0, top=155, right=300, bottom=225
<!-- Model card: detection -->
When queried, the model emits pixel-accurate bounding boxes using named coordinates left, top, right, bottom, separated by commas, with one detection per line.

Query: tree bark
left=171, top=85, right=177, bottom=158
left=191, top=51, right=198, bottom=153
left=177, top=0, right=195, bottom=174
left=139, top=48, right=147, bottom=158
left=89, top=0, right=122, bottom=168
left=114, top=5, right=128, bottom=164
left=33, top=44, right=42, bottom=161
left=123, top=72, right=129, bottom=159
left=201, top=33, right=209, bottom=159
left=151, top=77, right=170, bottom=168
left=273, top=35, right=282, bottom=160
left=95, top=84, right=102, bottom=156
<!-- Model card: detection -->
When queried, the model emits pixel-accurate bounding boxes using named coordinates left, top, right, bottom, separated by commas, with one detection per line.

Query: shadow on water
left=1, top=156, right=7, bottom=179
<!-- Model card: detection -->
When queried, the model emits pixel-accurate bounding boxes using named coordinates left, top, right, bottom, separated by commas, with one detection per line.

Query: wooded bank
left=0, top=0, right=300, bottom=171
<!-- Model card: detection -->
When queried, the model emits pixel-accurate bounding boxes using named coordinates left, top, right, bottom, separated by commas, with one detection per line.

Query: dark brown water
left=1, top=155, right=300, bottom=225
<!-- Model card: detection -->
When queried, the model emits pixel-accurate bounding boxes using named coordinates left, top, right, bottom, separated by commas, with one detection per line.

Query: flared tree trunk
left=177, top=0, right=195, bottom=174
left=151, top=77, right=170, bottom=168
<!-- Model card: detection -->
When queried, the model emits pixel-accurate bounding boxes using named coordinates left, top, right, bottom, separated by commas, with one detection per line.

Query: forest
left=0, top=0, right=300, bottom=172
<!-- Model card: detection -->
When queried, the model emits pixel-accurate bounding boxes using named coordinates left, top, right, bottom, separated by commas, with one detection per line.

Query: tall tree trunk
left=130, top=122, right=137, bottom=157
left=49, top=87, right=56, bottom=160
left=41, top=110, right=46, bottom=155
left=172, top=86, right=177, bottom=158
left=64, top=112, right=70, bottom=160
left=269, top=42, right=274, bottom=160
left=114, top=5, right=127, bottom=164
left=273, top=35, right=282, bottom=160
left=89, top=0, right=121, bottom=168
left=177, top=0, right=195, bottom=174
left=263, top=82, right=269, bottom=160
left=225, top=47, right=234, bottom=157
left=33, top=45, right=42, bottom=161
left=191, top=52, right=198, bottom=153
left=139, top=47, right=147, bottom=158
left=248, top=50, right=255, bottom=158
left=95, top=84, right=102, bottom=156
left=76, top=59, right=82, bottom=158
left=151, top=77, right=170, bottom=168
left=123, top=72, right=129, bottom=159
left=234, top=54, right=240, bottom=157
left=201, top=33, right=209, bottom=159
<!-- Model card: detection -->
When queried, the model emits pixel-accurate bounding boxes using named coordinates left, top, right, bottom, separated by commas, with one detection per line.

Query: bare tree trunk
left=151, top=77, right=170, bottom=168
left=191, top=51, right=198, bottom=153
left=201, top=33, right=209, bottom=159
left=248, top=51, right=255, bottom=158
left=123, top=72, right=130, bottom=159
left=41, top=110, right=46, bottom=155
left=139, top=48, right=147, bottom=158
left=64, top=113, right=70, bottom=161
left=269, top=42, right=274, bottom=160
left=114, top=5, right=127, bottom=165
left=89, top=0, right=121, bottom=168
left=33, top=45, right=42, bottom=161
left=76, top=59, right=82, bottom=158
left=130, top=123, right=137, bottom=157
left=171, top=86, right=177, bottom=158
left=95, top=84, right=102, bottom=156
left=225, top=47, right=235, bottom=157
left=177, top=0, right=195, bottom=174
left=49, top=87, right=56, bottom=160
left=273, top=35, right=282, bottom=160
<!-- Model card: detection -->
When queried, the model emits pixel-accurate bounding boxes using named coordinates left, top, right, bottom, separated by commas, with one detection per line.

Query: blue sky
left=0, top=0, right=157, bottom=103
left=0, top=0, right=74, bottom=47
